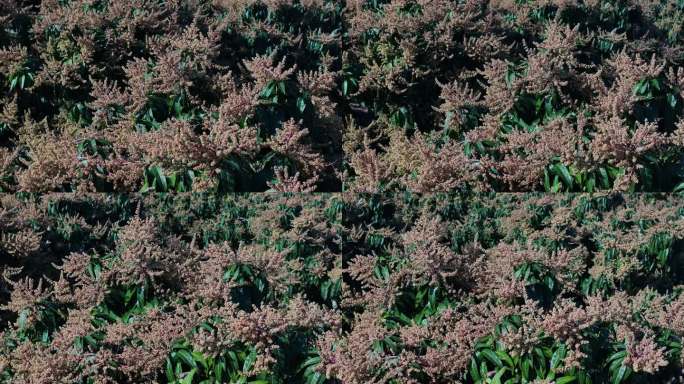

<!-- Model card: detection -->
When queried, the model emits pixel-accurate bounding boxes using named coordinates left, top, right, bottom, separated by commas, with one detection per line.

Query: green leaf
left=17, top=309, right=29, bottom=329
left=554, top=163, right=573, bottom=187
left=481, top=349, right=503, bottom=367
left=480, top=361, right=488, bottom=379
left=551, top=175, right=561, bottom=192
left=667, top=93, right=678, bottom=108
left=674, top=182, right=684, bottom=193
left=496, top=350, right=515, bottom=368
left=180, top=368, right=196, bottom=384
left=243, top=349, right=257, bottom=372
left=147, top=166, right=168, bottom=191
left=297, top=97, right=307, bottom=113
left=633, top=79, right=648, bottom=95
left=321, top=281, right=330, bottom=300
left=308, top=371, right=322, bottom=384
left=650, top=78, right=661, bottom=91
left=166, top=358, right=176, bottom=382
left=521, top=358, right=531, bottom=379
left=585, top=174, right=595, bottom=193
left=168, top=173, right=177, bottom=189
left=301, top=355, right=321, bottom=370
left=607, top=350, right=626, bottom=362
left=175, top=349, right=197, bottom=369
left=545, top=275, right=555, bottom=292
left=470, top=358, right=481, bottom=381
left=550, top=344, right=566, bottom=370
left=544, top=169, right=551, bottom=191
left=612, top=365, right=630, bottom=384
left=192, top=351, right=208, bottom=370
left=492, top=367, right=507, bottom=384
left=599, top=167, right=610, bottom=188
left=556, top=376, right=576, bottom=384
left=342, top=79, right=349, bottom=95
left=212, top=359, right=224, bottom=380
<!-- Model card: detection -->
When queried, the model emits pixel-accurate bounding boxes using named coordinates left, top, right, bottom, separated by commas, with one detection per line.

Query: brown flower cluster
left=3, top=1, right=684, bottom=384
left=3, top=1, right=684, bottom=192
left=338, top=193, right=684, bottom=382
left=2, top=192, right=684, bottom=382
left=342, top=1, right=684, bottom=192
left=0, top=193, right=342, bottom=383
left=0, top=0, right=343, bottom=192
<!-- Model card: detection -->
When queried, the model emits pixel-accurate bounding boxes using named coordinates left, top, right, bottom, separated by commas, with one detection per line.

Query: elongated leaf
left=175, top=349, right=197, bottom=369
left=481, top=349, right=503, bottom=367
left=492, top=367, right=507, bottom=384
